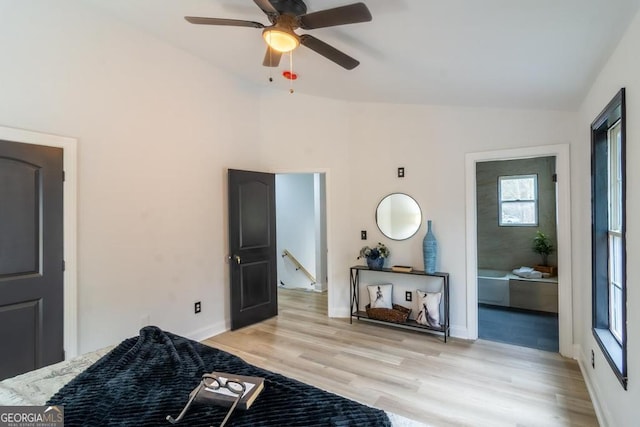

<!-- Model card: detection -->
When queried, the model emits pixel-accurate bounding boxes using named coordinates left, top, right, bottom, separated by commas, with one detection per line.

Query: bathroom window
left=591, top=88, right=627, bottom=389
left=498, top=174, right=538, bottom=226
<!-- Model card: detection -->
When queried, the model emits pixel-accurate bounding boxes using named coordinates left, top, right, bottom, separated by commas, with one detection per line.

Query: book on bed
left=193, top=372, right=264, bottom=410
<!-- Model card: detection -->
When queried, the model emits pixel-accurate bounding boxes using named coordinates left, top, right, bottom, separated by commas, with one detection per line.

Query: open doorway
left=275, top=173, right=327, bottom=315
left=475, top=157, right=559, bottom=352
left=465, top=144, right=573, bottom=357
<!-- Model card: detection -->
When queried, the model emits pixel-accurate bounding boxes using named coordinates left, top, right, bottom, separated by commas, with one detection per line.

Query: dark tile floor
left=478, top=304, right=559, bottom=352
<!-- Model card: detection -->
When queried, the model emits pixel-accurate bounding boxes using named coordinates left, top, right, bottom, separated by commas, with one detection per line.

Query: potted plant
left=358, top=242, right=390, bottom=270
left=532, top=231, right=557, bottom=276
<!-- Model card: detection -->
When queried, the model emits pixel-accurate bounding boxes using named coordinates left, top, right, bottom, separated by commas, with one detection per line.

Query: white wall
left=575, top=9, right=640, bottom=426
left=257, top=91, right=353, bottom=314
left=257, top=91, right=578, bottom=330
left=276, top=173, right=316, bottom=289
left=350, top=105, right=579, bottom=337
left=0, top=2, right=262, bottom=353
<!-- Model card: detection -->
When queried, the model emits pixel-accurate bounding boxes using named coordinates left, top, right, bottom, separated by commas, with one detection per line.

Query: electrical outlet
left=398, top=167, right=405, bottom=178
left=194, top=301, right=201, bottom=314
left=405, top=291, right=412, bottom=302
left=591, top=349, right=595, bottom=368
left=361, top=230, right=367, bottom=240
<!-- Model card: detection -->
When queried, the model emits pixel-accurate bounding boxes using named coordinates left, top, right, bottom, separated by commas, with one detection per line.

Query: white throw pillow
left=416, top=289, right=441, bottom=327
left=367, top=284, right=393, bottom=309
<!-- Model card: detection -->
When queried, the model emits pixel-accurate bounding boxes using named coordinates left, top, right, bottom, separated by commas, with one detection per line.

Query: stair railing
left=281, top=249, right=316, bottom=286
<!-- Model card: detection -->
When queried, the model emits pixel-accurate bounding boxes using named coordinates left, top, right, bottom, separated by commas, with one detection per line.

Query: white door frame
left=465, top=144, right=573, bottom=357
left=0, top=125, right=78, bottom=358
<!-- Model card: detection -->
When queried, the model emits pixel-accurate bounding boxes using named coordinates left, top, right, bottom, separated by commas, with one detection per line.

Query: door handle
left=233, top=255, right=241, bottom=265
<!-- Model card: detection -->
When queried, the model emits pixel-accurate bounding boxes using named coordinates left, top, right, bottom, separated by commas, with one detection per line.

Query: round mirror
left=375, top=193, right=422, bottom=240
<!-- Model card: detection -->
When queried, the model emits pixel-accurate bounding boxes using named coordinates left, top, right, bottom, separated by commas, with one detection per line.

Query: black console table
left=349, top=266, right=450, bottom=342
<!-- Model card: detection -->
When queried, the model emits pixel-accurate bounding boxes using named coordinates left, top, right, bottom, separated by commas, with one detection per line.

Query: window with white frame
left=607, top=120, right=623, bottom=342
left=498, top=174, right=538, bottom=226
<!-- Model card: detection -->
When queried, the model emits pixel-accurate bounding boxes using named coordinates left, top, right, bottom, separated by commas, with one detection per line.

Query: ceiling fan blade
left=298, top=3, right=372, bottom=30
left=253, top=0, right=279, bottom=15
left=262, top=46, right=282, bottom=67
left=299, top=34, right=360, bottom=70
left=184, top=16, right=264, bottom=28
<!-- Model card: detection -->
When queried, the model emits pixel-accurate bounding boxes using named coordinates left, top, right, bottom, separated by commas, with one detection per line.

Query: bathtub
left=478, top=268, right=558, bottom=313
left=478, top=269, right=510, bottom=306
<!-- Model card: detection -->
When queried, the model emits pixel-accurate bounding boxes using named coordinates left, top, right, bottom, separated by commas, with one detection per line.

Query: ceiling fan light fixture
left=263, top=27, right=299, bottom=53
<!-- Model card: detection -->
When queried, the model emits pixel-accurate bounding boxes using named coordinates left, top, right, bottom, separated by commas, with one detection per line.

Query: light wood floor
left=203, top=289, right=598, bottom=427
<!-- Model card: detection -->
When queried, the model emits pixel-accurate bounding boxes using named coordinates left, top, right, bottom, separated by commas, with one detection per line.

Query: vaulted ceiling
left=88, top=0, right=640, bottom=110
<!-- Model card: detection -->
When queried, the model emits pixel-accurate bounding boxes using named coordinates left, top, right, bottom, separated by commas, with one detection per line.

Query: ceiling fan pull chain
left=289, top=52, right=294, bottom=94
left=267, top=32, right=274, bottom=82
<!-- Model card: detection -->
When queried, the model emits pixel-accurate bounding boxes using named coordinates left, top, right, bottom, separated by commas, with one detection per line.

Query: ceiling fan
left=185, top=0, right=372, bottom=70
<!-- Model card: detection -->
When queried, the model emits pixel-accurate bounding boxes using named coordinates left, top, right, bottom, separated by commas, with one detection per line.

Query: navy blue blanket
left=47, top=326, right=391, bottom=426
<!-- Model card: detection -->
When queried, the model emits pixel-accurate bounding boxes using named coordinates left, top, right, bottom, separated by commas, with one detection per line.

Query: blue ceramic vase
left=423, top=220, right=438, bottom=274
left=367, top=257, right=385, bottom=270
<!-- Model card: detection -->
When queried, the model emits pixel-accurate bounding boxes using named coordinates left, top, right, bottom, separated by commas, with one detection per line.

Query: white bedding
left=0, top=346, right=113, bottom=406
left=0, top=347, right=426, bottom=427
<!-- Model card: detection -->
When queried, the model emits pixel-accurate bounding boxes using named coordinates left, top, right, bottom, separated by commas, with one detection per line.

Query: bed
left=0, top=326, right=424, bottom=426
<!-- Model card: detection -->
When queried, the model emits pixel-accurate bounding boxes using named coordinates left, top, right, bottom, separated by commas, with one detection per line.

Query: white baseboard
left=449, top=325, right=469, bottom=339
left=187, top=322, right=227, bottom=343
left=329, top=308, right=351, bottom=318
left=574, top=344, right=610, bottom=427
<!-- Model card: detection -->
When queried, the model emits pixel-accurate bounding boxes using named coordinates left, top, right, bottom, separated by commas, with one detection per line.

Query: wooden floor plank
left=203, top=289, right=598, bottom=427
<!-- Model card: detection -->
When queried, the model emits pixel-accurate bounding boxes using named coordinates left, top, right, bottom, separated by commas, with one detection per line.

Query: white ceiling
left=87, top=0, right=640, bottom=110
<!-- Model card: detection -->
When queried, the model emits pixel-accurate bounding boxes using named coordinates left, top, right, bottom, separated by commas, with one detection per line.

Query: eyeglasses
left=167, top=374, right=247, bottom=427
left=202, top=374, right=246, bottom=426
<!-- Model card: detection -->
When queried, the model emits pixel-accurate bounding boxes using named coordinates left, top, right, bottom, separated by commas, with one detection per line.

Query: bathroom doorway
left=464, top=144, right=573, bottom=357
left=475, top=157, right=559, bottom=351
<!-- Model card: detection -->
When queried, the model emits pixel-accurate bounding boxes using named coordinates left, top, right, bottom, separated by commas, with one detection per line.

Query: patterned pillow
left=416, top=289, right=441, bottom=327
left=367, top=284, right=393, bottom=309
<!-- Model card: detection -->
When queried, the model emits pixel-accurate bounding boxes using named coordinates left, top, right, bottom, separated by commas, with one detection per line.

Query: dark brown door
left=228, top=169, right=277, bottom=330
left=0, top=140, right=64, bottom=380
